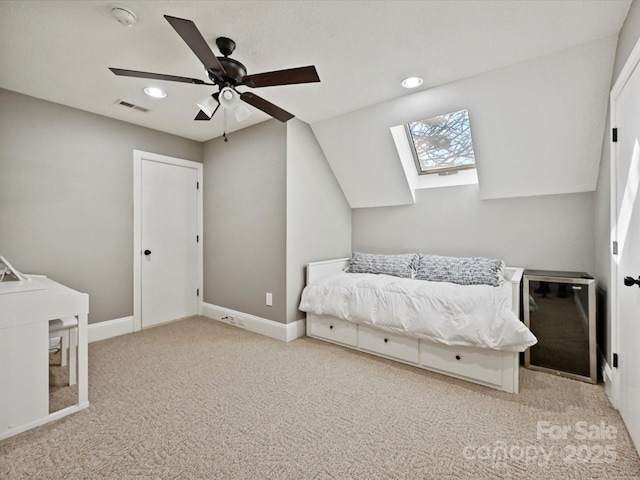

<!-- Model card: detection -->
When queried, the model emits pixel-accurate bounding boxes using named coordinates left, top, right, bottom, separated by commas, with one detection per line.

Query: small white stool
left=49, top=316, right=78, bottom=386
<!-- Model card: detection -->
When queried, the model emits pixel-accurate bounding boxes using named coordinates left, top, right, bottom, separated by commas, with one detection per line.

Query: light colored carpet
left=1, top=316, right=639, bottom=479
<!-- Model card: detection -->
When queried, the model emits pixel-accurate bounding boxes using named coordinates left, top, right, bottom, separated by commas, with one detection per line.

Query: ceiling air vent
left=115, top=99, right=149, bottom=112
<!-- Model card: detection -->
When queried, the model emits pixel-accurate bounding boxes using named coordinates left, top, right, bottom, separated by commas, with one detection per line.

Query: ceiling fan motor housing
left=211, top=57, right=247, bottom=86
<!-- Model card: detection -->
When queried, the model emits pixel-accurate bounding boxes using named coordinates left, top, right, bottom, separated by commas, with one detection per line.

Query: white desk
left=0, top=275, right=89, bottom=440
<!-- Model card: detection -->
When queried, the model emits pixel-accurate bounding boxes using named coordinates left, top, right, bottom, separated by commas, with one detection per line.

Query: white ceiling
left=0, top=0, right=632, bottom=142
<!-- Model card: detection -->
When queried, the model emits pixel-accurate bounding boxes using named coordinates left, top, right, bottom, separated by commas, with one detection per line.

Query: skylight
left=406, top=109, right=476, bottom=175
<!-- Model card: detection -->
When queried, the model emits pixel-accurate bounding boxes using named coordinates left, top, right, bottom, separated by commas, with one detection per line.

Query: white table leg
left=68, top=324, right=77, bottom=386
left=76, top=313, right=88, bottom=406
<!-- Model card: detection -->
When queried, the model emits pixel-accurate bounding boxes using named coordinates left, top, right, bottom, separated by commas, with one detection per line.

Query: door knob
left=143, top=249, right=152, bottom=256
left=623, top=276, right=640, bottom=287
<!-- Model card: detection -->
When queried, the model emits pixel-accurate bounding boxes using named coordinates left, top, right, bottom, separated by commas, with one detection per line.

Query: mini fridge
left=523, top=270, right=597, bottom=384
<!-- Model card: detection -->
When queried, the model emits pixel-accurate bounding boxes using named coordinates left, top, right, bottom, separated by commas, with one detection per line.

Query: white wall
left=286, top=119, right=351, bottom=323
left=203, top=120, right=288, bottom=323
left=203, top=118, right=352, bottom=325
left=0, top=89, right=203, bottom=323
left=312, top=36, right=617, bottom=208
left=353, top=185, right=595, bottom=274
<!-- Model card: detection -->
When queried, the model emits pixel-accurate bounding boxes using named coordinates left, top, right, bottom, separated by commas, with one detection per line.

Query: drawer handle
left=384, top=338, right=389, bottom=343
left=329, top=325, right=334, bottom=330
left=455, top=355, right=461, bottom=361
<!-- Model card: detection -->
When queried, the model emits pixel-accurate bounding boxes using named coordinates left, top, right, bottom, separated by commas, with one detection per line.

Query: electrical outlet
left=266, top=292, right=273, bottom=306
left=229, top=315, right=236, bottom=325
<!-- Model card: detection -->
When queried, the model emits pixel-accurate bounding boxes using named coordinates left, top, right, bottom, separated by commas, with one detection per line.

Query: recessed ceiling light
left=401, top=76, right=423, bottom=89
left=144, top=87, right=166, bottom=98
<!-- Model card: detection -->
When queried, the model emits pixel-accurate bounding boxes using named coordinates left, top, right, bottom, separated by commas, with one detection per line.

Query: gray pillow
left=415, top=254, right=504, bottom=286
left=348, top=252, right=418, bottom=278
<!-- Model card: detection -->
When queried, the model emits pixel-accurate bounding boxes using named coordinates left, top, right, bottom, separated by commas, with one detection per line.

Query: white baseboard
left=201, top=303, right=305, bottom=343
left=86, top=308, right=306, bottom=344
left=88, top=316, right=134, bottom=343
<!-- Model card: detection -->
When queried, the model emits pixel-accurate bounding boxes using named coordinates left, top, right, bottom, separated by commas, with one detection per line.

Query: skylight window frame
left=405, top=109, right=477, bottom=176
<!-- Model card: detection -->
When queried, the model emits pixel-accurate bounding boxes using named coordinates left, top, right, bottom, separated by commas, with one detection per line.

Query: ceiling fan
left=110, top=15, right=320, bottom=124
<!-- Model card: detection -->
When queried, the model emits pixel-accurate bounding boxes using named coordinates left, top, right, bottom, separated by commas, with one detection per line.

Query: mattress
left=299, top=272, right=537, bottom=352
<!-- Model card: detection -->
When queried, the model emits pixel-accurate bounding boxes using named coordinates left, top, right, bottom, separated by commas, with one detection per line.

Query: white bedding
left=299, top=272, right=537, bottom=352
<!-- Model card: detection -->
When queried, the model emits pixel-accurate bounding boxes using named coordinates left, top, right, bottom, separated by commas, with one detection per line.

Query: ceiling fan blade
left=194, top=109, right=213, bottom=120
left=240, top=92, right=294, bottom=122
left=109, top=68, right=208, bottom=85
left=241, top=66, right=320, bottom=88
left=164, top=15, right=226, bottom=75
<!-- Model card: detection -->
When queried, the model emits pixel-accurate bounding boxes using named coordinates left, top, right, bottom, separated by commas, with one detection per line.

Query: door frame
left=133, top=150, right=203, bottom=332
left=609, top=35, right=640, bottom=408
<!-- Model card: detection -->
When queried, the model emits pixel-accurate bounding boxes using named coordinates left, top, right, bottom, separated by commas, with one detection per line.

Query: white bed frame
left=305, top=258, right=524, bottom=394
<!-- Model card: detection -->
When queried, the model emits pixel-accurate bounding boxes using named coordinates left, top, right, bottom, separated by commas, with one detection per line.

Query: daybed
left=299, top=253, right=537, bottom=394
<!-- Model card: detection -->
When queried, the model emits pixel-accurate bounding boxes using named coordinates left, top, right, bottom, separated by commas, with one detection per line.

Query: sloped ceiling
left=0, top=1, right=631, bottom=142
left=312, top=36, right=618, bottom=207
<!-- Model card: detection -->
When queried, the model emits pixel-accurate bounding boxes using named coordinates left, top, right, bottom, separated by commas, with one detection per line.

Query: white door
left=613, top=46, right=640, bottom=453
left=138, top=154, right=200, bottom=329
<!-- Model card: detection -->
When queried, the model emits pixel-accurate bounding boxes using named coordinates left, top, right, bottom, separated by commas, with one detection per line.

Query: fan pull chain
left=223, top=108, right=229, bottom=142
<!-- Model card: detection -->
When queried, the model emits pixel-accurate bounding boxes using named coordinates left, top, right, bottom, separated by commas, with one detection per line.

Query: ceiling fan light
left=234, top=104, right=252, bottom=122
left=401, top=76, right=423, bottom=89
left=219, top=87, right=241, bottom=110
left=196, top=94, right=218, bottom=117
